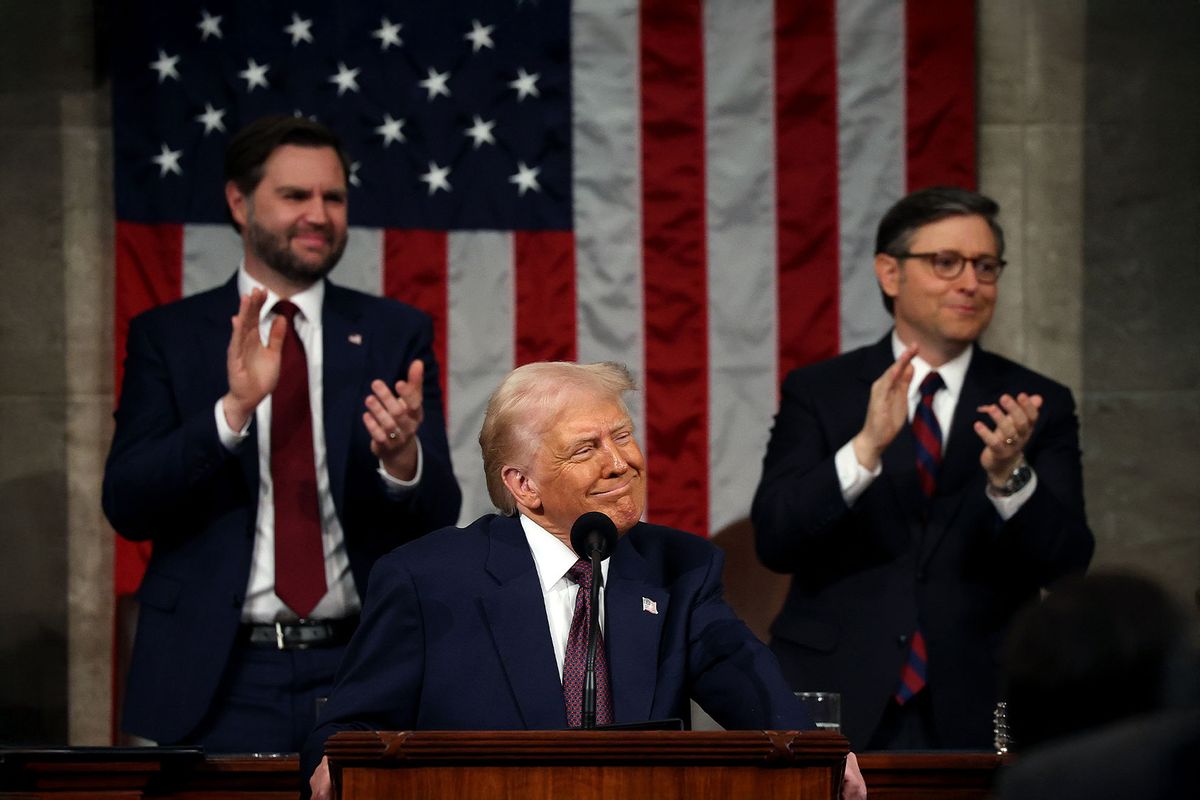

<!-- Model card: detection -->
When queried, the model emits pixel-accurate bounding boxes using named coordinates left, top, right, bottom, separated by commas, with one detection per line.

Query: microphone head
left=570, top=511, right=619, bottom=561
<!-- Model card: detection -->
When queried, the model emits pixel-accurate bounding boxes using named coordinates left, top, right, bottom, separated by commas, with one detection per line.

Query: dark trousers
left=187, top=641, right=347, bottom=754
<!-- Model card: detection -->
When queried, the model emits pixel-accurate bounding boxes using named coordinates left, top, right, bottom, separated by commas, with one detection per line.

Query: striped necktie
left=562, top=558, right=613, bottom=727
left=895, top=371, right=943, bottom=704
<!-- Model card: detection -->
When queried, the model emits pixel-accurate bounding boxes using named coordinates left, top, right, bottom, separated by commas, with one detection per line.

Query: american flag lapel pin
left=348, top=333, right=363, bottom=345
left=642, top=597, right=658, bottom=615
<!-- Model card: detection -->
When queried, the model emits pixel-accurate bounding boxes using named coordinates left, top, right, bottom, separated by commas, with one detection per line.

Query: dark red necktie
left=562, top=559, right=613, bottom=727
left=270, top=301, right=326, bottom=619
left=896, top=371, right=943, bottom=704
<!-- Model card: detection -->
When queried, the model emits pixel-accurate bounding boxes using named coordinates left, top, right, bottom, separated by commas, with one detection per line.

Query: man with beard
left=103, top=116, right=461, bottom=752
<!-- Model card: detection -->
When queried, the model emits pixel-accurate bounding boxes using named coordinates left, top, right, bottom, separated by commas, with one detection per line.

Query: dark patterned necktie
left=562, top=558, right=613, bottom=727
left=270, top=301, right=326, bottom=618
left=896, top=371, right=943, bottom=704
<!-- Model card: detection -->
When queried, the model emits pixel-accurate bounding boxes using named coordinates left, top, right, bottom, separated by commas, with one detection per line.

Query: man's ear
left=501, top=465, right=540, bottom=512
left=226, top=180, right=249, bottom=230
left=875, top=252, right=901, bottom=303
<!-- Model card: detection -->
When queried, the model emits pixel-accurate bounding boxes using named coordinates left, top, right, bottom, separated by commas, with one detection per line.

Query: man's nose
left=304, top=196, right=330, bottom=224
left=601, top=443, right=628, bottom=474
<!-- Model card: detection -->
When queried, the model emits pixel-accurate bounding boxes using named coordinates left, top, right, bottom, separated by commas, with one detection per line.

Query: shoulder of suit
left=779, top=340, right=883, bottom=394
left=623, top=522, right=720, bottom=563
left=971, top=346, right=1076, bottom=401
left=131, top=281, right=236, bottom=329
left=324, top=281, right=433, bottom=324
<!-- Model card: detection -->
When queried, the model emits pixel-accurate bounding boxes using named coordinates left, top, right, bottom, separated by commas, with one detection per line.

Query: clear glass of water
left=795, top=691, right=841, bottom=731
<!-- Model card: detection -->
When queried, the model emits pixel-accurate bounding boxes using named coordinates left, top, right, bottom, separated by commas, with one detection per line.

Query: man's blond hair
left=478, top=361, right=635, bottom=515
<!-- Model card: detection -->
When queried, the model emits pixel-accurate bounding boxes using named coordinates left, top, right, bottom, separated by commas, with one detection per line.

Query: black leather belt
left=240, top=617, right=359, bottom=650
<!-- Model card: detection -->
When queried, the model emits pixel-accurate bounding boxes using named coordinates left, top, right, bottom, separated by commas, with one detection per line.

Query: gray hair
left=478, top=361, right=636, bottom=515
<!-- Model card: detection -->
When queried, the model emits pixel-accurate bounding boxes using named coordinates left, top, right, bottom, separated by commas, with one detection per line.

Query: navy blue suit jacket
left=752, top=335, right=1093, bottom=750
left=301, top=514, right=812, bottom=781
left=103, top=276, right=462, bottom=744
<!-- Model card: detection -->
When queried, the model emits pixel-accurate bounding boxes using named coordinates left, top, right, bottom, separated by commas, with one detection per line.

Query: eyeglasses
left=894, top=250, right=1006, bottom=284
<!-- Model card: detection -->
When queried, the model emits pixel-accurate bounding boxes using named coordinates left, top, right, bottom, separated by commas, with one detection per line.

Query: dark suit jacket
left=102, top=276, right=462, bottom=744
left=300, top=514, right=812, bottom=781
left=751, top=334, right=1093, bottom=750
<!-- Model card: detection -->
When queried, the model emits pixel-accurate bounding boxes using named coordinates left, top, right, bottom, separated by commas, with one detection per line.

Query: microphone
left=569, top=512, right=618, bottom=729
left=570, top=511, right=618, bottom=562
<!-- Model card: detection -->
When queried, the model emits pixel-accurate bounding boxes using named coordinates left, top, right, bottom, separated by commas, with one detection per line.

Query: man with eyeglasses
left=752, top=186, right=1094, bottom=751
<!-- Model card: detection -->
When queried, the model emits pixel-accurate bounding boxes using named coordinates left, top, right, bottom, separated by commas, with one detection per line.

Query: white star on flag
left=419, top=67, right=451, bottom=101
left=149, top=50, right=181, bottom=83
left=464, top=20, right=495, bottom=53
left=284, top=13, right=314, bottom=46
left=374, top=114, right=406, bottom=147
left=196, top=10, right=222, bottom=41
left=152, top=143, right=182, bottom=176
left=329, top=62, right=361, bottom=96
left=509, top=162, right=541, bottom=196
left=238, top=59, right=269, bottom=91
left=371, top=17, right=403, bottom=50
left=509, top=68, right=540, bottom=101
left=464, top=115, right=496, bottom=148
left=194, top=103, right=226, bottom=134
left=419, top=162, right=451, bottom=195
left=348, top=161, right=361, bottom=188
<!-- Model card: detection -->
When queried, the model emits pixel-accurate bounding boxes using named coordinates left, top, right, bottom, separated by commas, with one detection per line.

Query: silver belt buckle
left=275, top=621, right=286, bottom=650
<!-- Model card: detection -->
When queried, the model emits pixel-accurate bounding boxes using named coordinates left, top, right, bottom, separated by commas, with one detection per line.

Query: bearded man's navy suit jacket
left=301, top=513, right=812, bottom=781
left=102, top=276, right=461, bottom=744
left=752, top=334, right=1094, bottom=750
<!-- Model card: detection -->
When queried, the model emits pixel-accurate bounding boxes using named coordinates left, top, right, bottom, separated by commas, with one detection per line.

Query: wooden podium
left=325, top=729, right=849, bottom=799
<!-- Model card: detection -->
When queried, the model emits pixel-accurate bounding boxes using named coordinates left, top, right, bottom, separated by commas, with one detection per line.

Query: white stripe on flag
left=334, top=228, right=384, bottom=296
left=837, top=0, right=905, bottom=350
left=447, top=231, right=515, bottom=524
left=703, top=0, right=779, bottom=535
left=183, top=224, right=241, bottom=295
left=570, top=0, right=646, bottom=438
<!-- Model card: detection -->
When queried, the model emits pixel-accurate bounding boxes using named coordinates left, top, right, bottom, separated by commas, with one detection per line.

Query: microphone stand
left=581, top=547, right=603, bottom=729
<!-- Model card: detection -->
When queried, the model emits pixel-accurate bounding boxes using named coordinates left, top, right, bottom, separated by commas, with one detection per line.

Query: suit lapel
left=920, top=348, right=997, bottom=565
left=860, top=337, right=925, bottom=531
left=320, top=283, right=367, bottom=515
left=605, top=529, right=668, bottom=724
left=479, top=516, right=569, bottom=729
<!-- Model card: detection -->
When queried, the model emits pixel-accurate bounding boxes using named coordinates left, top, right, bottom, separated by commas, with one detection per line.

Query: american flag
left=112, top=0, right=975, bottom=598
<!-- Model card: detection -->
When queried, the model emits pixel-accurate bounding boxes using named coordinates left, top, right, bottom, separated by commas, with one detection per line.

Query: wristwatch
left=990, top=459, right=1033, bottom=497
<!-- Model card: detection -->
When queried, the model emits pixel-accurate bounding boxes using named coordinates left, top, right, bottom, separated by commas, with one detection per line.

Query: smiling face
left=876, top=213, right=999, bottom=366
left=503, top=388, right=646, bottom=543
left=226, top=144, right=349, bottom=293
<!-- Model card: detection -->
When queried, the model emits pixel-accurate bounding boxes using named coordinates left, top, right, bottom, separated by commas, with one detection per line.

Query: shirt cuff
left=835, top=439, right=881, bottom=506
left=214, top=398, right=251, bottom=452
left=377, top=438, right=424, bottom=495
left=987, top=469, right=1039, bottom=520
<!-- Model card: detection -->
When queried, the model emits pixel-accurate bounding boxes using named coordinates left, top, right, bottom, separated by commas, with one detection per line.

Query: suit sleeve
left=300, top=553, right=425, bottom=785
left=751, top=369, right=859, bottom=573
left=994, top=384, right=1094, bottom=582
left=102, top=314, right=237, bottom=542
left=687, top=547, right=813, bottom=730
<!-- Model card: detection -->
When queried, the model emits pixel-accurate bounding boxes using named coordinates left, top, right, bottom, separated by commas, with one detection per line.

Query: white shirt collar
left=519, top=514, right=611, bottom=593
left=237, top=261, right=325, bottom=327
left=891, top=329, right=973, bottom=404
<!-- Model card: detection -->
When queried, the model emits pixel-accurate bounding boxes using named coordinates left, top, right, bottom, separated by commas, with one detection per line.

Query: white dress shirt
left=834, top=331, right=1036, bottom=519
left=212, top=267, right=421, bottom=622
left=520, top=514, right=610, bottom=682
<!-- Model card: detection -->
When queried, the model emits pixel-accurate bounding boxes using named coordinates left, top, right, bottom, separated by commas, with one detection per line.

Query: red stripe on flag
left=774, top=0, right=840, bottom=377
left=640, top=0, right=708, bottom=535
left=113, top=221, right=184, bottom=599
left=514, top=231, right=577, bottom=365
left=114, top=221, right=184, bottom=400
left=905, top=0, right=977, bottom=190
left=383, top=230, right=450, bottom=419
